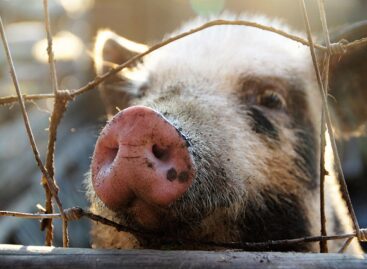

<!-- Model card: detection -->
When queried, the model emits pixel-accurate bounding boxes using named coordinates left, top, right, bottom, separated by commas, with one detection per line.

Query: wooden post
left=0, top=244, right=366, bottom=269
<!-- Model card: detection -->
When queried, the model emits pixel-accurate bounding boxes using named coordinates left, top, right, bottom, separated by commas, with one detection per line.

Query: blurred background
left=0, top=0, right=366, bottom=248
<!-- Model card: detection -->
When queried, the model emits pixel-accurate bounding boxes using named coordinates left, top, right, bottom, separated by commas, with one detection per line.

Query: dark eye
left=258, top=90, right=286, bottom=110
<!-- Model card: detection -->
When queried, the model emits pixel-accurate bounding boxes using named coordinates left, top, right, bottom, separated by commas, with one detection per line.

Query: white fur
left=135, top=14, right=322, bottom=132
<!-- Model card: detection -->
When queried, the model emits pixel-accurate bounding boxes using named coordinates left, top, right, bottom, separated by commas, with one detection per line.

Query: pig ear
left=94, top=30, right=148, bottom=117
left=326, top=21, right=367, bottom=137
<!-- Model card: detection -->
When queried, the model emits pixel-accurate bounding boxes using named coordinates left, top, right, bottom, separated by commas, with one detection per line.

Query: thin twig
left=0, top=208, right=358, bottom=250
left=317, top=0, right=331, bottom=253
left=44, top=0, right=59, bottom=95
left=41, top=0, right=56, bottom=247
left=42, top=0, right=69, bottom=247
left=0, top=15, right=66, bottom=245
left=299, top=0, right=361, bottom=240
left=0, top=211, right=61, bottom=219
left=0, top=19, right=366, bottom=107
left=319, top=111, right=328, bottom=253
left=338, top=237, right=354, bottom=253
left=0, top=16, right=57, bottom=199
left=68, top=19, right=367, bottom=99
left=68, top=20, right=322, bottom=98
left=0, top=93, right=54, bottom=106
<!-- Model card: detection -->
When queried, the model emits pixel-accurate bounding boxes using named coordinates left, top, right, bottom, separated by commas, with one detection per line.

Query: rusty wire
left=41, top=0, right=71, bottom=248
left=0, top=0, right=366, bottom=251
left=1, top=17, right=367, bottom=108
left=0, top=207, right=363, bottom=251
left=0, top=12, right=67, bottom=247
left=316, top=0, right=331, bottom=254
left=300, top=0, right=364, bottom=246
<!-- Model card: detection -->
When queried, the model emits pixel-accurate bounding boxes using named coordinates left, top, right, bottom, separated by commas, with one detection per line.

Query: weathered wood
left=0, top=244, right=366, bottom=269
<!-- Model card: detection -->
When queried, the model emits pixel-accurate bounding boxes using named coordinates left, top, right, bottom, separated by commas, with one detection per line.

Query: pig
left=86, top=14, right=367, bottom=253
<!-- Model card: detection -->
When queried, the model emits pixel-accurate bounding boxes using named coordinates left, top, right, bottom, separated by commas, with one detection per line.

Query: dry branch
left=0, top=15, right=66, bottom=246
left=1, top=19, right=367, bottom=108
left=0, top=211, right=61, bottom=219
left=319, top=110, right=328, bottom=252
left=0, top=94, right=54, bottom=106
left=66, top=19, right=367, bottom=100
left=316, top=0, right=330, bottom=254
left=0, top=208, right=360, bottom=250
left=299, top=0, right=363, bottom=245
left=338, top=237, right=354, bottom=253
left=41, top=0, right=70, bottom=247
left=42, top=0, right=57, bottom=246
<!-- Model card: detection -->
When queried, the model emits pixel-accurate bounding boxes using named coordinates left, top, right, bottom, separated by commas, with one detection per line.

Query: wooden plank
left=0, top=244, right=366, bottom=269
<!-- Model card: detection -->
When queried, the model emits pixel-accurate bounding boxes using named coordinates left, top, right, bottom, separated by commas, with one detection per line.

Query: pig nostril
left=152, top=144, right=169, bottom=161
left=106, top=147, right=119, bottom=164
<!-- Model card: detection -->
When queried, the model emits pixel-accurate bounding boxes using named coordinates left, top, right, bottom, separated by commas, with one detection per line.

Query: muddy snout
left=91, top=105, right=195, bottom=213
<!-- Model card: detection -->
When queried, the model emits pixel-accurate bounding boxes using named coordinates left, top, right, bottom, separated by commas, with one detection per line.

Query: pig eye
left=258, top=90, right=286, bottom=110
left=137, top=83, right=149, bottom=97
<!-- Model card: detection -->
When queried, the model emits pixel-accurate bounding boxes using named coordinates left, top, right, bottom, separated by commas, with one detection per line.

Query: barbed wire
left=0, top=0, right=366, bottom=252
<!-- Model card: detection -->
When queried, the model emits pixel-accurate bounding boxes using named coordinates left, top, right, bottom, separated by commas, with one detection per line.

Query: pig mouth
left=112, top=194, right=195, bottom=235
left=121, top=197, right=168, bottom=229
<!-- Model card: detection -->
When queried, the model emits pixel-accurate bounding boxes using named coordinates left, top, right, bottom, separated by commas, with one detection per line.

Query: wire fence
left=0, top=0, right=367, bottom=252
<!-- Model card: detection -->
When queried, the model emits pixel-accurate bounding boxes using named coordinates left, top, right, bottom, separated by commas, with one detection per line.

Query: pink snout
left=91, top=106, right=195, bottom=212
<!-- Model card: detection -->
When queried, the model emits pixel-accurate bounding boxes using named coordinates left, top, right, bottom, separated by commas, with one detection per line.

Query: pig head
left=87, top=15, right=367, bottom=252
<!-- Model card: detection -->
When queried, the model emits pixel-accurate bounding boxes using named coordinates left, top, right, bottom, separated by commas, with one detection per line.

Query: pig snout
left=91, top=105, right=195, bottom=213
